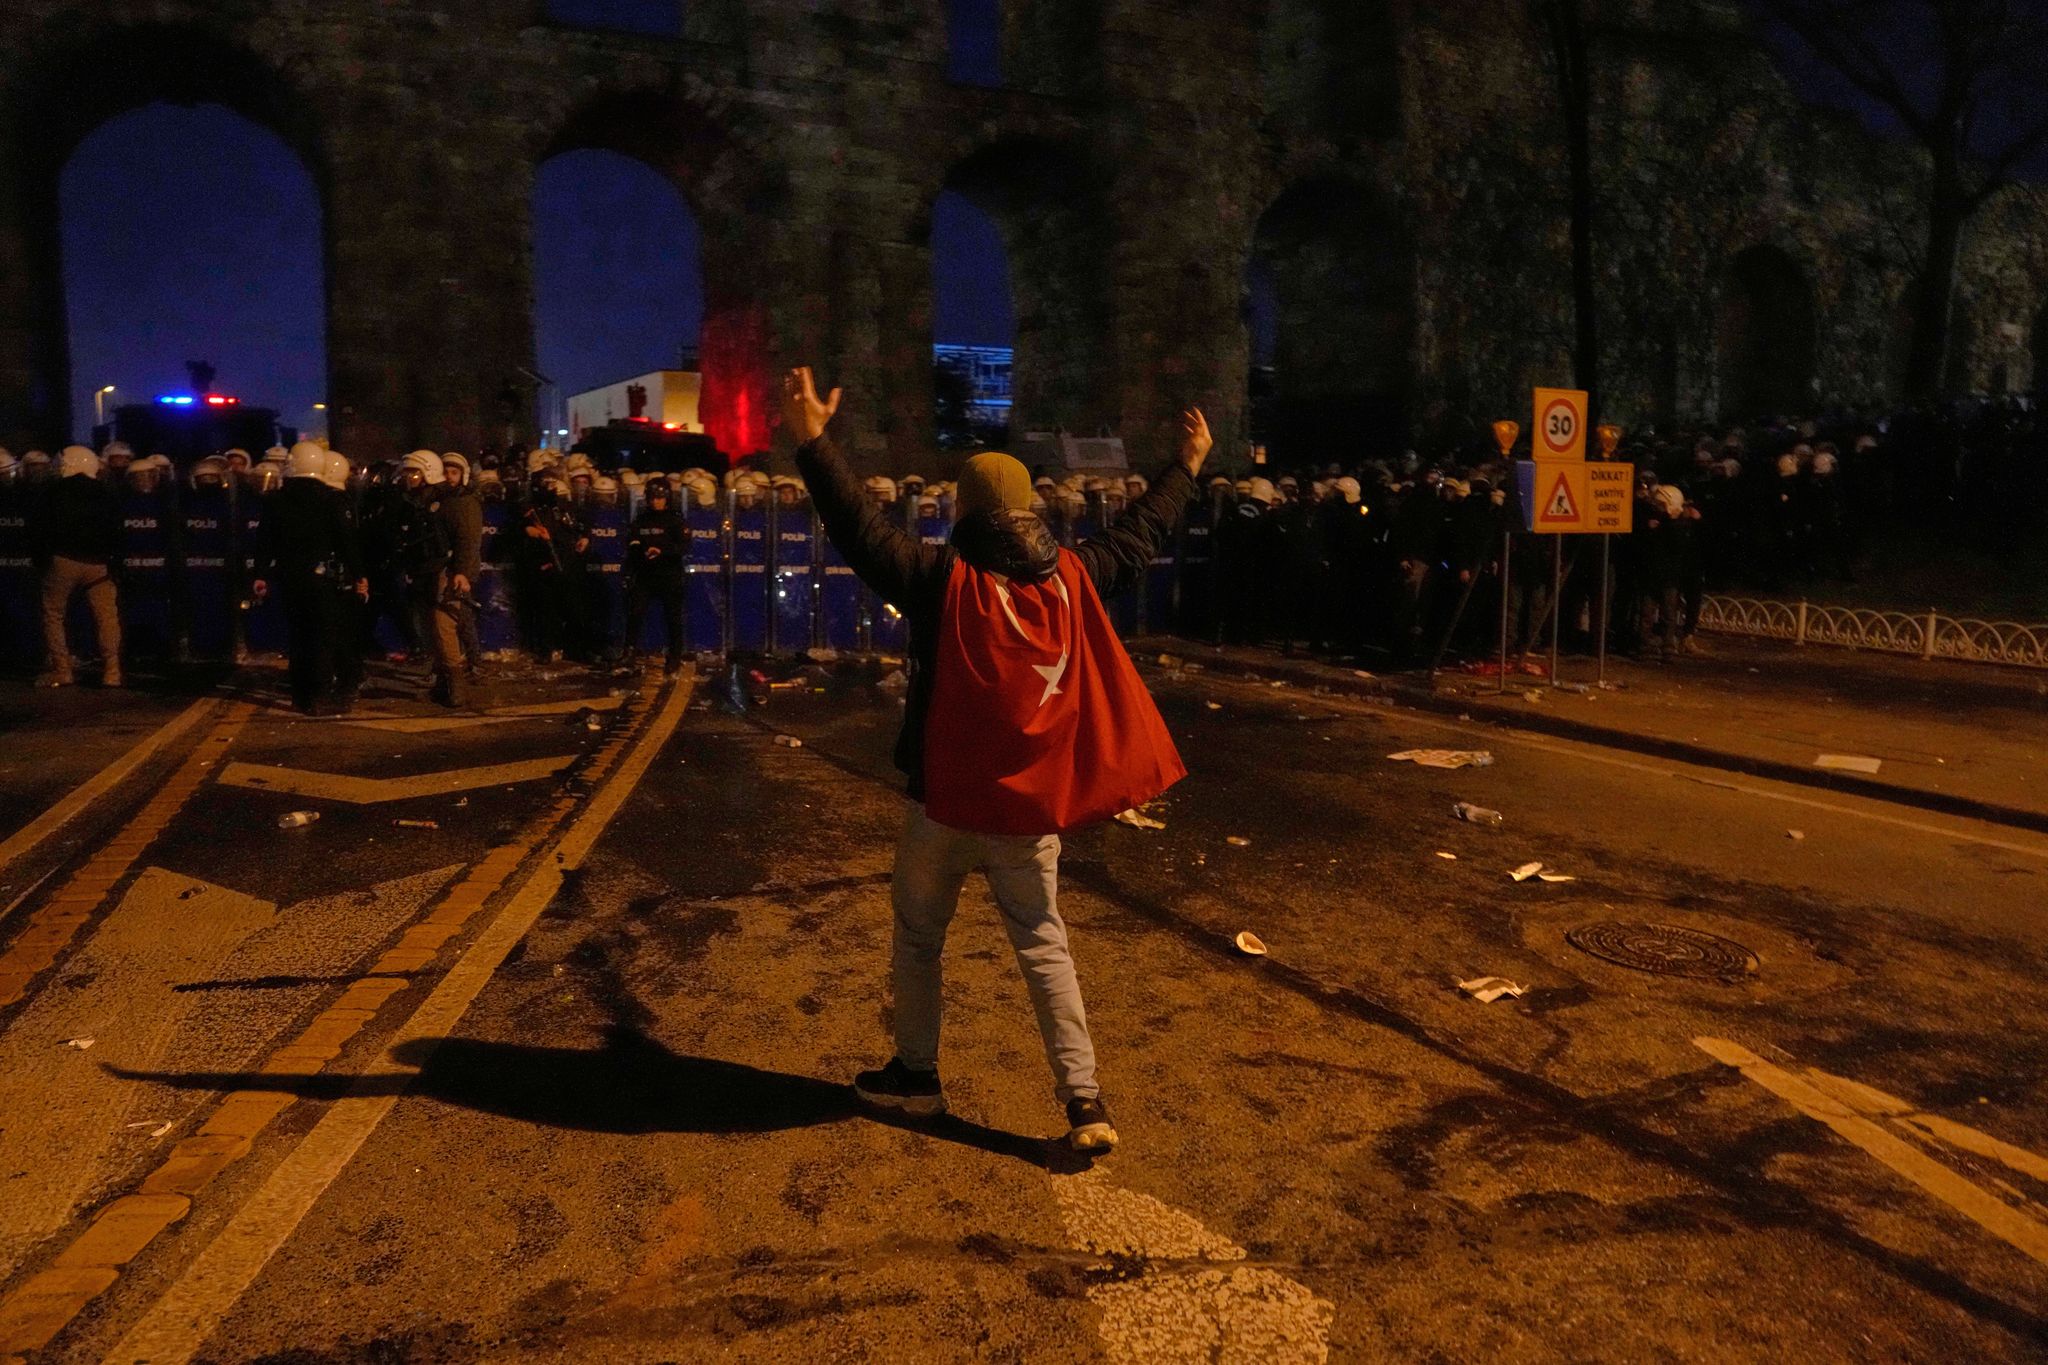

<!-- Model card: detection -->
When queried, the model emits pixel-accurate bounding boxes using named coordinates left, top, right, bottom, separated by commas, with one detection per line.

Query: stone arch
left=1248, top=176, right=1414, bottom=461
left=1, top=20, right=326, bottom=445
left=925, top=136, right=1118, bottom=446
left=1716, top=244, right=1815, bottom=420
left=540, top=90, right=792, bottom=458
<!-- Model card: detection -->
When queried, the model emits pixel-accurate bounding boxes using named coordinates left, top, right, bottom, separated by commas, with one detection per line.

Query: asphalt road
left=0, top=656, right=2044, bottom=1362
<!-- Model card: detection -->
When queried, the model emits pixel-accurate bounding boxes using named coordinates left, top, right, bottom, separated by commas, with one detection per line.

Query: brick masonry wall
left=0, top=0, right=2042, bottom=473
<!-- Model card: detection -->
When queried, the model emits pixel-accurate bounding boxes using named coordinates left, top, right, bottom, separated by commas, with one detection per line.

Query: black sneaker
left=1066, top=1096, right=1117, bottom=1153
left=853, top=1059, right=945, bottom=1116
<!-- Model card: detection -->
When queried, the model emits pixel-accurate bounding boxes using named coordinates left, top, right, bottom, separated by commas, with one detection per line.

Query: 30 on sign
left=1532, top=387, right=1588, bottom=461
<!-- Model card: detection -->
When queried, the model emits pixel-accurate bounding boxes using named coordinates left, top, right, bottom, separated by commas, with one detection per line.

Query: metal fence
left=1697, top=596, right=2048, bottom=670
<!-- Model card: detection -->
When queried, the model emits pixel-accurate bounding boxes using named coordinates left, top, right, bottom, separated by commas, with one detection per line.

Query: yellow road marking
left=95, top=668, right=695, bottom=1365
left=217, top=754, right=576, bottom=804
left=1797, top=1068, right=2048, bottom=1185
left=1695, top=1037, right=2048, bottom=1265
left=0, top=705, right=251, bottom=1013
left=336, top=695, right=625, bottom=733
left=0, top=698, right=218, bottom=895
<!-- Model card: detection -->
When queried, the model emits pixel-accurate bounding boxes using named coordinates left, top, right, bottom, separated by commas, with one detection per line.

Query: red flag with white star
left=923, top=550, right=1186, bottom=835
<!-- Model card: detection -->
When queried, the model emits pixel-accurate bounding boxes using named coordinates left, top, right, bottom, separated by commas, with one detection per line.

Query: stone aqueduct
left=3, top=1, right=2045, bottom=472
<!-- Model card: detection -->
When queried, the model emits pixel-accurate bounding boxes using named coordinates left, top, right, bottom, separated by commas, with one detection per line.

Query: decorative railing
left=1698, top=597, right=2048, bottom=670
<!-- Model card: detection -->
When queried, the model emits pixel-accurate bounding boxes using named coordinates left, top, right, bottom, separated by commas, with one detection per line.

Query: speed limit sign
left=1532, top=387, right=1588, bottom=461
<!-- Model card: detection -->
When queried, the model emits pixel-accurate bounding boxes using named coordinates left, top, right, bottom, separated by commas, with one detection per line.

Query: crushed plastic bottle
left=774, top=734, right=803, bottom=748
left=276, top=810, right=320, bottom=829
left=1452, top=802, right=1503, bottom=828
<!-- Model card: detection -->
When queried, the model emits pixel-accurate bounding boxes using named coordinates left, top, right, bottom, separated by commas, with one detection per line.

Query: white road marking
left=101, top=672, right=696, bottom=1365
left=217, top=754, right=577, bottom=804
left=0, top=698, right=218, bottom=901
left=1695, top=1037, right=2048, bottom=1266
left=1049, top=1170, right=1333, bottom=1362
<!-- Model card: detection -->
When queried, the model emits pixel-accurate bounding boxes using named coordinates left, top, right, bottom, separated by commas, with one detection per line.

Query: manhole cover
left=1565, top=922, right=1758, bottom=980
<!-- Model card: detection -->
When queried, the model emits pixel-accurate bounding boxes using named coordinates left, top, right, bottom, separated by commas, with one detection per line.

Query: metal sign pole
left=1497, top=530, right=1512, bottom=695
left=1596, top=532, right=1611, bottom=687
left=1549, top=533, right=1563, bottom=685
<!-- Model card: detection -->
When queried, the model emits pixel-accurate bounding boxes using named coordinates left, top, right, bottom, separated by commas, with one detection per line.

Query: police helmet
left=286, top=441, right=328, bottom=480
left=100, top=440, right=135, bottom=469
left=441, top=451, right=470, bottom=484
left=863, top=475, right=897, bottom=505
left=0, top=449, right=15, bottom=481
left=400, top=449, right=444, bottom=486
left=127, top=453, right=170, bottom=492
left=320, top=451, right=351, bottom=492
left=59, top=445, right=101, bottom=480
left=222, top=447, right=253, bottom=471
left=249, top=460, right=285, bottom=494
left=191, top=455, right=230, bottom=490
left=592, top=475, right=620, bottom=505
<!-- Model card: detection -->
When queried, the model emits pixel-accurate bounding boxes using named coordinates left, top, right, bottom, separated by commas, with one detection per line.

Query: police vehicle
left=572, top=418, right=723, bottom=477
left=96, top=394, right=296, bottom=469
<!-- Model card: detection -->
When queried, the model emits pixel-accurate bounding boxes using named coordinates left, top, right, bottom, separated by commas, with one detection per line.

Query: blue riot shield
left=819, top=532, right=864, bottom=653
left=584, top=497, right=629, bottom=655
left=1177, top=509, right=1217, bottom=638
left=728, top=497, right=770, bottom=653
left=115, top=486, right=179, bottom=661
left=181, top=485, right=236, bottom=660
left=476, top=498, right=519, bottom=655
left=770, top=502, right=817, bottom=654
left=1141, top=519, right=1180, bottom=638
left=684, top=502, right=727, bottom=654
left=237, top=486, right=287, bottom=656
left=0, top=485, right=37, bottom=670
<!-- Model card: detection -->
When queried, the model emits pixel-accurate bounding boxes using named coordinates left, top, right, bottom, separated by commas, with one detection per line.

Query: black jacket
left=626, top=505, right=688, bottom=583
left=35, top=475, right=120, bottom=567
left=796, top=433, right=1196, bottom=799
left=256, top=478, right=360, bottom=584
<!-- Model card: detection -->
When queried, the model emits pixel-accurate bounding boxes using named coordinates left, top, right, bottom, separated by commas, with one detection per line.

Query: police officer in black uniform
left=625, top=475, right=688, bottom=675
left=253, top=442, right=360, bottom=714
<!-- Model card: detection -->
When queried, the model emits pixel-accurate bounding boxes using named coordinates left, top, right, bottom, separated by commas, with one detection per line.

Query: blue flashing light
left=155, top=394, right=197, bottom=406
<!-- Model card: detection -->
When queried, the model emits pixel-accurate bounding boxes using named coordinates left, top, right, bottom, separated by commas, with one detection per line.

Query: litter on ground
left=1457, top=976, right=1526, bottom=1003
left=1389, top=749, right=1495, bottom=770
left=1814, top=754, right=1882, bottom=774
left=1436, top=851, right=1458, bottom=860
left=1114, top=809, right=1167, bottom=831
left=1226, top=835, right=1251, bottom=847
left=1787, top=829, right=1806, bottom=841
left=1234, top=931, right=1269, bottom=956
left=1538, top=872, right=1576, bottom=883
left=63, top=1037, right=94, bottom=1050
left=1510, top=862, right=1544, bottom=882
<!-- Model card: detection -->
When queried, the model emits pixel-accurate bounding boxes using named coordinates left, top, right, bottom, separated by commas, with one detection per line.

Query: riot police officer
left=252, top=442, right=360, bottom=714
left=518, top=470, right=590, bottom=663
left=625, top=475, right=688, bottom=675
left=393, top=450, right=464, bottom=706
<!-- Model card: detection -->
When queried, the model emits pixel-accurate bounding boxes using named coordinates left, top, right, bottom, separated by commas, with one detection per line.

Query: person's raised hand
left=1178, top=408, right=1213, bottom=477
left=782, top=367, right=843, bottom=445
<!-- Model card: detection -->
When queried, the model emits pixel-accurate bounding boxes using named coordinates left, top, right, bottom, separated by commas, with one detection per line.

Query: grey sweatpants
left=890, top=806, right=1100, bottom=1102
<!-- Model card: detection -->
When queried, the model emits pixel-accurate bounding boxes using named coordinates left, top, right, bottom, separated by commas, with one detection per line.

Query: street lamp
left=94, top=385, right=115, bottom=427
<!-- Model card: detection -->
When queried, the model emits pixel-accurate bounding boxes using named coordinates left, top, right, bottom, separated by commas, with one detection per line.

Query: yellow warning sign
left=1516, top=461, right=1635, bottom=535
left=1537, top=469, right=1581, bottom=526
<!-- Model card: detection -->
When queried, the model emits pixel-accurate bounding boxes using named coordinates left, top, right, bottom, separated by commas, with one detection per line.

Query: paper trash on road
left=1510, top=862, right=1544, bottom=882
left=1787, top=829, right=1806, bottom=841
left=1389, top=750, right=1495, bottom=770
left=1226, top=835, right=1251, bottom=847
left=63, top=1037, right=94, bottom=1050
left=1115, top=808, right=1167, bottom=831
left=774, top=734, right=804, bottom=748
left=1205, top=701, right=1222, bottom=710
left=1234, top=931, right=1269, bottom=956
left=1538, top=872, right=1576, bottom=883
left=1815, top=754, right=1882, bottom=774
left=1457, top=976, right=1526, bottom=1003
left=126, top=1119, right=174, bottom=1138
left=1436, top=851, right=1458, bottom=860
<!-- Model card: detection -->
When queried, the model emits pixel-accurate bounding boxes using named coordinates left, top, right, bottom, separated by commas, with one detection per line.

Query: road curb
left=1134, top=640, right=2048, bottom=839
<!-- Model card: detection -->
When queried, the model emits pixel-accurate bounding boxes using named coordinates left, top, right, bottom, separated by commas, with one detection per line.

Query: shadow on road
left=110, top=1024, right=1084, bottom=1172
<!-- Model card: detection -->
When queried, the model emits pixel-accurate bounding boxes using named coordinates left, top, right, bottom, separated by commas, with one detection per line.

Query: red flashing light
left=663, top=421, right=681, bottom=430
left=203, top=395, right=238, bottom=406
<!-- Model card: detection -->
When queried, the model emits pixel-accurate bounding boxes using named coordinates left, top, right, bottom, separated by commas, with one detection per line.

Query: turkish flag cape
left=923, top=549, right=1186, bottom=836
